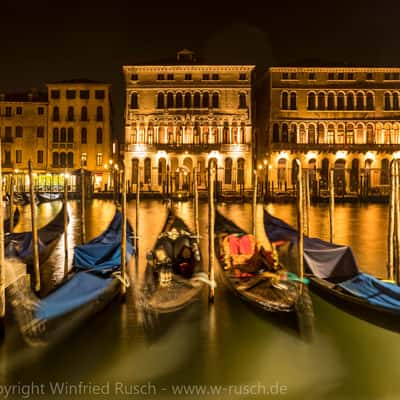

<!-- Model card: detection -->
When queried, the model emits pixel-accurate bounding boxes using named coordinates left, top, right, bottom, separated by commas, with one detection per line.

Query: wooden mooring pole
left=388, top=160, right=396, bottom=281
left=295, top=159, right=304, bottom=286
left=0, top=140, right=5, bottom=337
left=63, top=171, right=69, bottom=276
left=304, top=169, right=310, bottom=237
left=121, top=161, right=127, bottom=297
left=80, top=167, right=86, bottom=244
left=208, top=159, right=216, bottom=303
left=252, top=170, right=257, bottom=239
left=395, top=160, right=400, bottom=284
left=329, top=169, right=335, bottom=244
left=28, top=160, right=40, bottom=292
left=9, top=174, right=14, bottom=233
left=193, top=167, right=199, bottom=237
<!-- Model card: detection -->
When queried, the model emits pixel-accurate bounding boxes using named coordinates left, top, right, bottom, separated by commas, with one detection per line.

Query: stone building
left=46, top=79, right=112, bottom=190
left=263, top=67, right=400, bottom=196
left=0, top=90, right=48, bottom=189
left=123, top=50, right=255, bottom=194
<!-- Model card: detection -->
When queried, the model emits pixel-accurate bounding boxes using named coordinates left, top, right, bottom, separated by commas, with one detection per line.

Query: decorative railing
left=271, top=143, right=400, bottom=152
left=126, top=143, right=251, bottom=153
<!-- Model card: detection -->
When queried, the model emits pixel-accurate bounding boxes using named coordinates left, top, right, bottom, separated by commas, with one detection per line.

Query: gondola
left=263, top=209, right=400, bottom=333
left=10, top=210, right=134, bottom=345
left=37, top=192, right=63, bottom=203
left=5, top=204, right=65, bottom=265
left=142, top=208, right=207, bottom=314
left=214, top=209, right=314, bottom=340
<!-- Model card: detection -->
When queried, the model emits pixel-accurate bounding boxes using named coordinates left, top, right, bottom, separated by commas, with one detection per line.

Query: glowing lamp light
left=103, top=164, right=108, bottom=169
left=277, top=151, right=289, bottom=161
left=64, top=173, right=70, bottom=179
left=393, top=152, right=400, bottom=160
left=306, top=151, right=318, bottom=161
left=258, top=164, right=263, bottom=170
left=263, top=159, right=268, bottom=165
left=365, top=151, right=376, bottom=161
left=335, top=151, right=348, bottom=160
left=14, top=169, right=19, bottom=174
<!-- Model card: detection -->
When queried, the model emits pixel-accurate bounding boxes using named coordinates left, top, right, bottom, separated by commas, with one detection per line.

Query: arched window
left=167, top=92, right=174, bottom=108
left=281, top=92, right=288, bottom=110
left=337, top=93, right=345, bottom=110
left=157, top=93, right=164, bottom=108
left=356, top=93, right=364, bottom=110
left=194, top=92, right=201, bottom=108
left=385, top=93, right=391, bottom=110
left=308, top=125, right=316, bottom=144
left=272, top=123, right=279, bottom=142
left=381, top=159, right=389, bottom=185
left=52, top=106, right=60, bottom=121
left=290, top=125, right=297, bottom=143
left=60, top=128, right=67, bottom=142
left=346, top=124, right=354, bottom=144
left=67, top=152, right=74, bottom=168
left=96, top=106, right=103, bottom=121
left=131, top=158, right=139, bottom=184
left=52, top=152, right=59, bottom=167
left=393, top=124, right=400, bottom=144
left=212, top=93, right=219, bottom=108
left=176, top=93, right=183, bottom=108
left=237, top=158, right=245, bottom=185
left=277, top=158, right=287, bottom=189
left=366, top=93, right=374, bottom=110
left=202, top=92, right=209, bottom=108
left=308, top=93, right=316, bottom=110
left=347, top=93, right=354, bottom=110
left=130, top=93, right=138, bottom=109
left=53, top=128, right=59, bottom=143
left=225, top=158, right=232, bottom=184
left=367, top=124, right=375, bottom=144
left=239, top=93, right=247, bottom=109
left=318, top=124, right=325, bottom=144
left=327, top=124, right=335, bottom=144
left=96, top=127, right=103, bottom=144
left=299, top=124, right=306, bottom=143
left=281, top=124, right=289, bottom=142
left=67, top=106, right=74, bottom=121
left=60, top=152, right=67, bottom=168
left=184, top=93, right=192, bottom=108
left=290, top=92, right=296, bottom=110
left=336, top=124, right=345, bottom=144
left=356, top=124, right=364, bottom=143
left=317, top=92, right=325, bottom=110
left=67, top=127, right=74, bottom=143
left=81, top=106, right=88, bottom=121
left=144, top=158, right=151, bottom=184
left=393, top=93, right=399, bottom=110
left=81, top=128, right=87, bottom=144
left=327, top=93, right=335, bottom=110
left=223, top=123, right=229, bottom=144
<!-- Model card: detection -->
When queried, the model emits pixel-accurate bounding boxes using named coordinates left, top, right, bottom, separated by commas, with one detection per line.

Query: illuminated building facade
left=264, top=67, right=400, bottom=195
left=123, top=50, right=255, bottom=193
left=46, top=79, right=112, bottom=190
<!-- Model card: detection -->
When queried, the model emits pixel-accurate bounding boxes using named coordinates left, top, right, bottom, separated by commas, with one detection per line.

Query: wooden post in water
left=63, top=171, right=69, bottom=276
left=193, top=167, right=199, bottom=237
left=252, top=170, right=257, bottom=239
left=208, top=159, right=216, bottom=303
left=295, top=159, right=304, bottom=285
left=121, top=161, right=127, bottom=297
left=0, top=139, right=5, bottom=337
left=329, top=169, right=335, bottom=243
left=80, top=167, right=86, bottom=244
left=28, top=160, right=40, bottom=292
left=9, top=174, right=14, bottom=233
left=395, top=160, right=400, bottom=284
left=388, top=160, right=396, bottom=281
left=135, top=166, right=140, bottom=253
left=304, top=169, right=310, bottom=236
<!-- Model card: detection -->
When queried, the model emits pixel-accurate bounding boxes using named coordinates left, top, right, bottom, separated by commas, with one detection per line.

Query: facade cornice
left=269, top=67, right=400, bottom=73
left=123, top=65, right=255, bottom=73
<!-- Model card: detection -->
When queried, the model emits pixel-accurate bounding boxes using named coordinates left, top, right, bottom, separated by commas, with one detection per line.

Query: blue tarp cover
left=35, top=273, right=112, bottom=320
left=73, top=212, right=134, bottom=274
left=264, top=210, right=360, bottom=280
left=338, top=273, right=400, bottom=312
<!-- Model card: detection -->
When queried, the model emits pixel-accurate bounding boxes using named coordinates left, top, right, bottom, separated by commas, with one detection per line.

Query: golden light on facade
left=393, top=152, right=400, bottom=160
left=104, top=164, right=108, bottom=169
left=258, top=164, right=263, bottom=170
left=263, top=159, right=267, bottom=165
left=277, top=151, right=289, bottom=161
left=306, top=151, right=318, bottom=161
left=365, top=151, right=376, bottom=161
left=64, top=172, right=70, bottom=179
left=335, top=151, right=348, bottom=160
left=14, top=169, right=19, bottom=174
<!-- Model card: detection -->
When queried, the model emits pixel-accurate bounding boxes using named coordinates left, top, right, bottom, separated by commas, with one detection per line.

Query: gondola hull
left=143, top=210, right=205, bottom=314
left=215, top=209, right=314, bottom=340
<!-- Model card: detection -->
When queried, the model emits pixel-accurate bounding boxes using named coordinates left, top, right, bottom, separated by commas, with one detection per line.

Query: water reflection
left=1, top=199, right=400, bottom=399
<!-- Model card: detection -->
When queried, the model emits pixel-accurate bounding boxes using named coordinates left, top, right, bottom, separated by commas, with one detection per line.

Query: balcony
left=2, top=161, right=14, bottom=168
left=271, top=142, right=400, bottom=153
left=126, top=143, right=251, bottom=153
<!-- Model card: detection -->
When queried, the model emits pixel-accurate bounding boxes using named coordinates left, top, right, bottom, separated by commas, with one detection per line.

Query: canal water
left=0, top=199, right=398, bottom=399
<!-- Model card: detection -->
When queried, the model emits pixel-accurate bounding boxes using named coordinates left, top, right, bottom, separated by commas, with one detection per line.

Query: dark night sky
left=0, top=0, right=399, bottom=136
